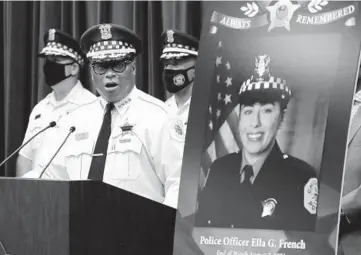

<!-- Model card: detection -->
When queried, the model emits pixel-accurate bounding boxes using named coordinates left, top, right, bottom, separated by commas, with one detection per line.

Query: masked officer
left=158, top=31, right=199, bottom=207
left=161, top=30, right=198, bottom=120
left=195, top=55, right=319, bottom=231
left=25, top=24, right=180, bottom=208
left=17, top=29, right=96, bottom=176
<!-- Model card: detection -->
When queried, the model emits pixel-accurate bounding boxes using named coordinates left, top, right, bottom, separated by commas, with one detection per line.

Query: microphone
left=39, top=126, right=76, bottom=178
left=0, top=121, right=57, bottom=168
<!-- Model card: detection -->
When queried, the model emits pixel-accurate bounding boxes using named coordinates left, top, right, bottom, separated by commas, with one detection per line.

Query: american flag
left=200, top=39, right=243, bottom=187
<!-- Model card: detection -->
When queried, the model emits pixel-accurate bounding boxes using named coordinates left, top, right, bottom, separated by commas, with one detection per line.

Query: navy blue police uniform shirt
left=195, top=142, right=318, bottom=232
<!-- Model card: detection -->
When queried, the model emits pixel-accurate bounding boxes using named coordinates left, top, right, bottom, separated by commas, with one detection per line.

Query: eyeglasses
left=91, top=61, right=132, bottom=75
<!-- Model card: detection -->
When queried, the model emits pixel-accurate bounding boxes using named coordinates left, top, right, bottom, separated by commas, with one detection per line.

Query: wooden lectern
left=0, top=178, right=176, bottom=255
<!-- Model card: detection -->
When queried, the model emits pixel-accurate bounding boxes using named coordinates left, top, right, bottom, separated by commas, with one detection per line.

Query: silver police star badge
left=266, top=0, right=300, bottom=31
left=261, top=198, right=277, bottom=217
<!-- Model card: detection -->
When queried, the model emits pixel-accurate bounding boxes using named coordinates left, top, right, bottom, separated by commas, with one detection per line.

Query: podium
left=0, top=178, right=176, bottom=255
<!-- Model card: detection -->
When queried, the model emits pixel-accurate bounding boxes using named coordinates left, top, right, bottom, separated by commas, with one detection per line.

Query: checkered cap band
left=86, top=40, right=136, bottom=61
left=40, top=42, right=84, bottom=65
left=239, top=76, right=291, bottom=96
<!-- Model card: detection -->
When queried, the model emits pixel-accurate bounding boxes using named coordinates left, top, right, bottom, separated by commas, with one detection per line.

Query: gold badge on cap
left=99, top=24, right=112, bottom=40
left=254, top=55, right=271, bottom=81
left=261, top=198, right=277, bottom=217
left=167, top=30, right=174, bottom=43
left=48, top=29, right=56, bottom=41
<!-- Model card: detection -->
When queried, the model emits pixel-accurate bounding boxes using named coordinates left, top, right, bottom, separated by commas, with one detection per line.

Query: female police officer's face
left=91, top=60, right=135, bottom=103
left=239, top=102, right=282, bottom=157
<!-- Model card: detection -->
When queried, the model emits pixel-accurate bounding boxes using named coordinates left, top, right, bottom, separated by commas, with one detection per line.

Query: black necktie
left=88, top=102, right=114, bottom=180
left=242, top=165, right=254, bottom=186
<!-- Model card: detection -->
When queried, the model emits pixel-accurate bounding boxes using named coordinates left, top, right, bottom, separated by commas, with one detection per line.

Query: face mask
left=43, top=60, right=72, bottom=86
left=162, top=66, right=195, bottom=93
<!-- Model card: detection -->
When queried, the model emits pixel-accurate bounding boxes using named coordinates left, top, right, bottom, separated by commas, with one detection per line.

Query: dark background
left=0, top=0, right=205, bottom=176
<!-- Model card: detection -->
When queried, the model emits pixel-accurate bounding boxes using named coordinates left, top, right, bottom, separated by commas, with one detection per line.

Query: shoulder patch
left=304, top=177, right=318, bottom=214
left=169, top=118, right=186, bottom=142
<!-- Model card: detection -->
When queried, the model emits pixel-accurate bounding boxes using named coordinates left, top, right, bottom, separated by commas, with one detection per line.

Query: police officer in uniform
left=158, top=31, right=199, bottom=208
left=161, top=29, right=198, bottom=121
left=195, top=55, right=319, bottom=231
left=26, top=24, right=180, bottom=208
left=17, top=29, right=96, bottom=176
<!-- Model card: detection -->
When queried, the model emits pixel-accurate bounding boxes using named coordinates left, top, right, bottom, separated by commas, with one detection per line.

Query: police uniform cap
left=239, top=54, right=291, bottom=109
left=80, top=23, right=142, bottom=63
left=38, top=29, right=85, bottom=66
left=160, top=30, right=199, bottom=60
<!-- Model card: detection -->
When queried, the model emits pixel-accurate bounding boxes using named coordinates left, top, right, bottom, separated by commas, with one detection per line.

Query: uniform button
left=231, top=225, right=234, bottom=228
left=208, top=220, right=211, bottom=224
left=283, top=154, right=288, bottom=159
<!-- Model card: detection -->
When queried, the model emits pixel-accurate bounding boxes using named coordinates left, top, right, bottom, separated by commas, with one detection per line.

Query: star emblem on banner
left=267, top=0, right=300, bottom=31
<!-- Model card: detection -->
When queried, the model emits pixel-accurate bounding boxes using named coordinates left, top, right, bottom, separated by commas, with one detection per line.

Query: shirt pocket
left=29, top=119, right=46, bottom=149
left=107, top=134, right=143, bottom=181
left=64, top=138, right=95, bottom=179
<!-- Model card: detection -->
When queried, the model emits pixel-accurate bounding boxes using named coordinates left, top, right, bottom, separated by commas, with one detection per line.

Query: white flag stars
left=224, top=94, right=232, bottom=105
left=216, top=56, right=222, bottom=66
left=225, top=61, right=231, bottom=70
left=216, top=109, right=221, bottom=119
left=225, top=77, right=232, bottom=87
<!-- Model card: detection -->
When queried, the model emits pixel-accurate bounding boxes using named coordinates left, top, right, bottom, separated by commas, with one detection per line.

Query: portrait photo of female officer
left=195, top=55, right=318, bottom=231
left=173, top=2, right=361, bottom=255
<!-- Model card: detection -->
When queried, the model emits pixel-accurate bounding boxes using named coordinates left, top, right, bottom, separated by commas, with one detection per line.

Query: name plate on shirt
left=119, top=138, right=131, bottom=143
left=75, top=132, right=89, bottom=141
